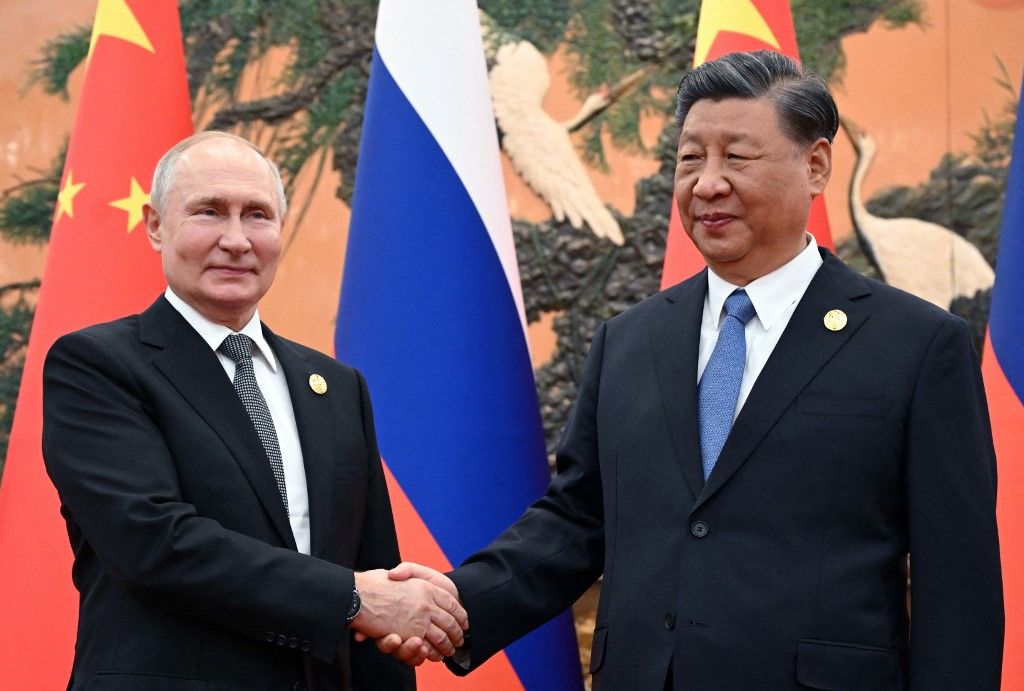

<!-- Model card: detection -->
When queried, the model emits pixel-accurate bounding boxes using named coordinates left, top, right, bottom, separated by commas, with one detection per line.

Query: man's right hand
left=350, top=569, right=468, bottom=659
left=370, top=563, right=467, bottom=666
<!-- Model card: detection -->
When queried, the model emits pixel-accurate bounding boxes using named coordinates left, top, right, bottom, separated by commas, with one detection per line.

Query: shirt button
left=301, top=640, right=312, bottom=653
left=289, top=637, right=299, bottom=648
left=690, top=521, right=709, bottom=538
left=277, top=634, right=288, bottom=646
left=664, top=613, right=677, bottom=630
left=265, top=631, right=275, bottom=643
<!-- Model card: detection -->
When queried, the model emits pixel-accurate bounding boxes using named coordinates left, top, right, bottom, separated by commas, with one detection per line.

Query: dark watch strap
left=345, top=587, right=361, bottom=623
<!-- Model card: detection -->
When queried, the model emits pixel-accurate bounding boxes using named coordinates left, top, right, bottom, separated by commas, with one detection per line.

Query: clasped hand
left=350, top=563, right=466, bottom=666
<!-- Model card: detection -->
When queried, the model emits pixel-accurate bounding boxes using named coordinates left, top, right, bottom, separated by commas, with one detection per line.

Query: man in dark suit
left=383, top=51, right=1004, bottom=689
left=42, top=131, right=466, bottom=690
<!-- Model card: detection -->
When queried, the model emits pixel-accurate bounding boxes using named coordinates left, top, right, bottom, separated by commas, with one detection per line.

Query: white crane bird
left=487, top=37, right=625, bottom=245
left=841, top=117, right=994, bottom=309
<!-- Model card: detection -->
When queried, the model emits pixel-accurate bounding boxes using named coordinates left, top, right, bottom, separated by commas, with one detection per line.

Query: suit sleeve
left=348, top=369, right=415, bottom=690
left=42, top=331, right=354, bottom=664
left=905, top=317, right=1003, bottom=689
left=446, top=322, right=609, bottom=674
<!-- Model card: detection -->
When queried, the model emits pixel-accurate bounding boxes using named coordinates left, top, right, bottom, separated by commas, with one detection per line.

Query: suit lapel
left=141, top=297, right=296, bottom=549
left=693, top=252, right=873, bottom=512
left=266, top=329, right=336, bottom=560
left=649, top=271, right=708, bottom=502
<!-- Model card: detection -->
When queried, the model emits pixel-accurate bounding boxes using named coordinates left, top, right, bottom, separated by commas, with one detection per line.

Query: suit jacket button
left=289, top=637, right=299, bottom=648
left=278, top=634, right=288, bottom=646
left=664, top=613, right=676, bottom=630
left=293, top=682, right=307, bottom=691
left=301, top=640, right=312, bottom=652
left=690, top=521, right=709, bottom=538
left=265, top=631, right=275, bottom=642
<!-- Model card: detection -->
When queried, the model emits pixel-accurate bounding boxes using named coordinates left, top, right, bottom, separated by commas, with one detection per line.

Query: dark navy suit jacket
left=449, top=250, right=1003, bottom=690
left=43, top=296, right=413, bottom=691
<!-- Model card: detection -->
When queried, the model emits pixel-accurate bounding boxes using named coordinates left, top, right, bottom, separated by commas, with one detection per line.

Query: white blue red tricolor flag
left=987, top=71, right=1024, bottom=690
left=335, top=1, right=584, bottom=688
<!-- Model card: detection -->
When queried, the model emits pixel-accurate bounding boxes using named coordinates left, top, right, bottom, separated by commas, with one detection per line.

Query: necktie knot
left=724, top=290, right=756, bottom=326
left=220, top=333, right=254, bottom=364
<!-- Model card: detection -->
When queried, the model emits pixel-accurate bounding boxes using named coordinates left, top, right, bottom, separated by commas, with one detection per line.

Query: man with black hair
left=384, top=51, right=1003, bottom=690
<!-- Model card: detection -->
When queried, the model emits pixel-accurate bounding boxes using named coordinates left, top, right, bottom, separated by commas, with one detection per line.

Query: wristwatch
left=345, top=587, right=361, bottom=623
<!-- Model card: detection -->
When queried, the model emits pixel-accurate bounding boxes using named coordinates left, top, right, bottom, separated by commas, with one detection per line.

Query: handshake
left=350, top=562, right=467, bottom=667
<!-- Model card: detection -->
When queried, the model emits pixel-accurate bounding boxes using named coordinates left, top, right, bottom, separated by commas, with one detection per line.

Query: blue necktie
left=698, top=289, right=756, bottom=480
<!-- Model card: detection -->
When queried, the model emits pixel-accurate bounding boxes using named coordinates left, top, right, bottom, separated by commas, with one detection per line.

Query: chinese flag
left=660, top=0, right=834, bottom=288
left=0, top=1, right=191, bottom=686
left=986, top=73, right=1024, bottom=689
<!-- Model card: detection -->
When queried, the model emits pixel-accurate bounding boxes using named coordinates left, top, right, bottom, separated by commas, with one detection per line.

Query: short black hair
left=674, top=50, right=839, bottom=146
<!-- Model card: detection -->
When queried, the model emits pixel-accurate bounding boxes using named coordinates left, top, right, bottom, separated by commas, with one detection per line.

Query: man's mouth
left=697, top=212, right=735, bottom=229
left=209, top=266, right=252, bottom=275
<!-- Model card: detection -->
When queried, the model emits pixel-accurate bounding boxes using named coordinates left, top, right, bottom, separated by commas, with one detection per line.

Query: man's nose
left=692, top=160, right=730, bottom=200
left=219, top=215, right=252, bottom=252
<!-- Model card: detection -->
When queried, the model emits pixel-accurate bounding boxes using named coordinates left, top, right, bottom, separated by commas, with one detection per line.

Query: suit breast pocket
left=795, top=394, right=891, bottom=418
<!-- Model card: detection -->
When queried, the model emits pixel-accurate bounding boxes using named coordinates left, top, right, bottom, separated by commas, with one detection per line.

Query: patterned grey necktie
left=219, top=334, right=289, bottom=512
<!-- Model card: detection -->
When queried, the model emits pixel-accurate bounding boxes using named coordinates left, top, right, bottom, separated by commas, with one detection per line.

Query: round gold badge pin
left=823, top=309, right=848, bottom=332
left=309, top=374, right=327, bottom=395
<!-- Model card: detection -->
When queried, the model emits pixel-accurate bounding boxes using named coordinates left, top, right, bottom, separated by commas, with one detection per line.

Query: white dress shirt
left=698, top=236, right=823, bottom=420
left=164, top=288, right=311, bottom=555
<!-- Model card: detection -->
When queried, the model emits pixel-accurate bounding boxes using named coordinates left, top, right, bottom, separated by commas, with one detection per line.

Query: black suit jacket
left=42, top=296, right=413, bottom=691
left=449, top=251, right=1003, bottom=690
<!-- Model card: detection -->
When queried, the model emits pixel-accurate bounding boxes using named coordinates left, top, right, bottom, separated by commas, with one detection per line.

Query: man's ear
left=807, top=137, right=832, bottom=196
left=143, top=203, right=162, bottom=251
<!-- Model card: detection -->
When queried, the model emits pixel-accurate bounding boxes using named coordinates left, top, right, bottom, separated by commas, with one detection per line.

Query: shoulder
left=48, top=313, right=142, bottom=362
left=851, top=271, right=969, bottom=335
left=603, top=269, right=705, bottom=331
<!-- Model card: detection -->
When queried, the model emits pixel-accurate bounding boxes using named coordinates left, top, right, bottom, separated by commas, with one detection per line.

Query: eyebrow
left=679, top=131, right=757, bottom=144
left=186, top=196, right=277, bottom=215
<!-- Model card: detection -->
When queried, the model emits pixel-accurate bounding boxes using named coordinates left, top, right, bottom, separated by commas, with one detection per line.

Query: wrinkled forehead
left=678, top=96, right=782, bottom=142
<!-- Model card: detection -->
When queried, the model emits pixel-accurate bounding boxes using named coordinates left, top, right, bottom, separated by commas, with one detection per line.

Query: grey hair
left=674, top=50, right=839, bottom=146
left=149, top=130, right=288, bottom=217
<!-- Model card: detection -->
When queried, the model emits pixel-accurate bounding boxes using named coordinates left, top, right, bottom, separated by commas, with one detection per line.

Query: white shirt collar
left=163, top=288, right=278, bottom=372
left=706, top=235, right=823, bottom=330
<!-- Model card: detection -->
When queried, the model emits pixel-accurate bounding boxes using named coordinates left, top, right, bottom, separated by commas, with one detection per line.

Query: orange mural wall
left=2, top=0, right=1022, bottom=361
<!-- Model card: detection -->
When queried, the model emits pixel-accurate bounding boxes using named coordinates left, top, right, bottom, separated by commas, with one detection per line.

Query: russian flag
left=987, top=71, right=1024, bottom=690
left=334, top=1, right=584, bottom=689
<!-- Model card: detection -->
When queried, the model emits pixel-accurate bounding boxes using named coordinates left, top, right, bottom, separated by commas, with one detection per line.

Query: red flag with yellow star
left=0, top=1, right=191, bottom=685
left=660, top=0, right=834, bottom=288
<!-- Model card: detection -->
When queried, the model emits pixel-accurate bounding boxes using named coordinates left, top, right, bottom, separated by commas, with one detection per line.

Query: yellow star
left=56, top=170, right=86, bottom=223
left=109, top=177, right=150, bottom=233
left=87, top=0, right=155, bottom=60
left=694, top=0, right=781, bottom=66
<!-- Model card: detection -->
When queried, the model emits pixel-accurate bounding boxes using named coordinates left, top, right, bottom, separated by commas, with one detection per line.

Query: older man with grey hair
left=384, top=50, right=1003, bottom=690
left=42, top=131, right=466, bottom=691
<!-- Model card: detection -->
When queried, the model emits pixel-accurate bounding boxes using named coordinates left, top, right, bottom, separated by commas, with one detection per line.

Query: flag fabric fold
left=985, top=70, right=1024, bottom=691
left=335, top=1, right=583, bottom=688
left=0, top=1, right=192, bottom=686
left=661, top=0, right=833, bottom=289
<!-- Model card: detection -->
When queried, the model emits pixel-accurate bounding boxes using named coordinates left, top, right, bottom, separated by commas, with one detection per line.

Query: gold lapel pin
left=823, top=309, right=848, bottom=332
left=309, top=374, right=328, bottom=395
